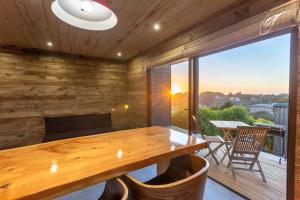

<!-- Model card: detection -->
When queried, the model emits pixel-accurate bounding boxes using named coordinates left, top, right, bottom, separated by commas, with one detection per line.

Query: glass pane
left=197, top=34, right=290, bottom=155
left=171, top=61, right=189, bottom=130
left=150, top=65, right=171, bottom=126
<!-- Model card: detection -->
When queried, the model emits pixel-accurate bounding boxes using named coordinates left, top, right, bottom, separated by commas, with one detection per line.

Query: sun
left=171, top=85, right=182, bottom=95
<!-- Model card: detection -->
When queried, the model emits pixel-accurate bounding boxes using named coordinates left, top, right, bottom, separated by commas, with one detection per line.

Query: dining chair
left=228, top=126, right=269, bottom=182
left=192, top=115, right=229, bottom=165
left=98, top=178, right=129, bottom=200
left=122, top=154, right=209, bottom=200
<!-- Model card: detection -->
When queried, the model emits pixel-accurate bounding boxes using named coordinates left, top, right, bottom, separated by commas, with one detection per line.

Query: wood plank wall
left=0, top=49, right=128, bottom=149
left=127, top=57, right=147, bottom=128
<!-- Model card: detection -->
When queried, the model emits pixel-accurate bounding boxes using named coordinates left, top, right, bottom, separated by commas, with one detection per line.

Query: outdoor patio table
left=209, top=120, right=250, bottom=163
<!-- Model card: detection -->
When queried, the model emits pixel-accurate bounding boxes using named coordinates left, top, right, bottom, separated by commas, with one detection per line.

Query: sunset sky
left=171, top=33, right=291, bottom=95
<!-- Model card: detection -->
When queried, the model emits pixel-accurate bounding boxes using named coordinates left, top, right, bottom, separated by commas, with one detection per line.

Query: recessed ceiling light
left=117, top=52, right=122, bottom=57
left=153, top=23, right=161, bottom=31
left=51, top=0, right=118, bottom=31
left=47, top=42, right=53, bottom=47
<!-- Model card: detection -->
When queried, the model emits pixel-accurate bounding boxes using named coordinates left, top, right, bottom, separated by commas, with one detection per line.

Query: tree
left=255, top=118, right=273, bottom=151
left=256, top=118, right=274, bottom=124
left=253, top=111, right=273, bottom=121
left=220, top=101, right=233, bottom=109
left=197, top=105, right=255, bottom=136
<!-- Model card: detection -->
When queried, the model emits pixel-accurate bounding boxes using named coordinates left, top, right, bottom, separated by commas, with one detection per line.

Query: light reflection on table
left=0, top=126, right=207, bottom=200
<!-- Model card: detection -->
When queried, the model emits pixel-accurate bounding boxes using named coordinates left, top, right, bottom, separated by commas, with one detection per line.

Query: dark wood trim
left=287, top=27, right=298, bottom=200
left=146, top=69, right=152, bottom=127
left=188, top=58, right=193, bottom=135
left=194, top=57, right=199, bottom=124
left=189, top=57, right=199, bottom=134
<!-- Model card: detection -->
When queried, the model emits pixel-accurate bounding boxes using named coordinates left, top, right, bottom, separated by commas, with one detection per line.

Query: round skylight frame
left=52, top=0, right=118, bottom=31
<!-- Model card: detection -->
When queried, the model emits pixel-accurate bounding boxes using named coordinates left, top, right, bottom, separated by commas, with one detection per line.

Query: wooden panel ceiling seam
left=0, top=45, right=129, bottom=65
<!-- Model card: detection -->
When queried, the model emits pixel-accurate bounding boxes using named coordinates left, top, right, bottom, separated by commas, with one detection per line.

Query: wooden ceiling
left=0, top=0, right=288, bottom=60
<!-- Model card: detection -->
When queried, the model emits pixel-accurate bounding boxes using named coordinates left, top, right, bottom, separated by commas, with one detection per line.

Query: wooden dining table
left=0, top=126, right=207, bottom=200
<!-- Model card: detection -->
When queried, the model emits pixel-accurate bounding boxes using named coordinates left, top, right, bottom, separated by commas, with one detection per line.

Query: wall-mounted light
left=47, top=41, right=53, bottom=47
left=52, top=0, right=118, bottom=31
left=124, top=104, right=129, bottom=110
left=117, top=52, right=122, bottom=57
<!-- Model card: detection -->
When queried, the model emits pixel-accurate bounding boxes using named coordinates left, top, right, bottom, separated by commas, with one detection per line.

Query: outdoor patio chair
left=192, top=115, right=230, bottom=165
left=228, top=126, right=269, bottom=182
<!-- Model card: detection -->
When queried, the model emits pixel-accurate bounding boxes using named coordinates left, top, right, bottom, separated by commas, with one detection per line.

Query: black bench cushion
left=44, top=113, right=113, bottom=142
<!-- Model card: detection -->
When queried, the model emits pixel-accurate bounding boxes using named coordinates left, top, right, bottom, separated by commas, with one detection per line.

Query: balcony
left=198, top=143, right=286, bottom=200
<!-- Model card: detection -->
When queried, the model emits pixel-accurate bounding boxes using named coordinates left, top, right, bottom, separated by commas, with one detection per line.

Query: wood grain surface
left=0, top=0, right=254, bottom=60
left=0, top=49, right=128, bottom=149
left=0, top=126, right=207, bottom=200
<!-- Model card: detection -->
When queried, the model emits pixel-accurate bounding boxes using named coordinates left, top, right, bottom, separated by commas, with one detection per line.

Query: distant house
left=250, top=104, right=274, bottom=114
left=229, top=97, right=241, bottom=103
left=250, top=97, right=258, bottom=103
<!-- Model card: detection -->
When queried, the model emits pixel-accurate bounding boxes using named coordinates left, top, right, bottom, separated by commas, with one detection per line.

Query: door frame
left=192, top=28, right=296, bottom=200
left=146, top=28, right=297, bottom=200
left=146, top=59, right=192, bottom=134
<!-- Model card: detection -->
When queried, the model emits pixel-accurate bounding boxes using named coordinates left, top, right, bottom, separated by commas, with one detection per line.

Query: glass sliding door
left=149, top=60, right=190, bottom=132
left=196, top=33, right=291, bottom=199
left=150, top=65, right=171, bottom=126
left=171, top=61, right=189, bottom=131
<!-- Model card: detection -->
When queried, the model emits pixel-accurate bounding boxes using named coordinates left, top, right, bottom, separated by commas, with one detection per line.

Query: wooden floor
left=198, top=146, right=287, bottom=200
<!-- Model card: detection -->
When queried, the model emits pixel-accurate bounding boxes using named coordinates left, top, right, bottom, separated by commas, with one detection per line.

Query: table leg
left=157, top=160, right=170, bottom=175
left=220, top=142, right=232, bottom=163
left=220, top=130, right=234, bottom=164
